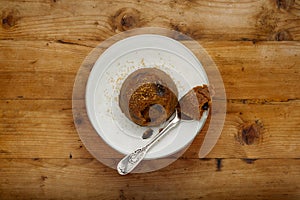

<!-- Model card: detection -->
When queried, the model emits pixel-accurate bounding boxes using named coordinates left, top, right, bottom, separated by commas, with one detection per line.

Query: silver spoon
left=117, top=109, right=181, bottom=175
left=117, top=106, right=209, bottom=175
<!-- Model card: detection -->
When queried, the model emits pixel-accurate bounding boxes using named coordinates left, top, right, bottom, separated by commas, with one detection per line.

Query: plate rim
left=85, top=34, right=210, bottom=159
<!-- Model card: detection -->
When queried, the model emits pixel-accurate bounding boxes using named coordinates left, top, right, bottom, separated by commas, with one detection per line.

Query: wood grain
left=0, top=158, right=299, bottom=200
left=0, top=0, right=300, bottom=41
left=1, top=0, right=300, bottom=199
left=0, top=40, right=299, bottom=100
left=1, top=99, right=299, bottom=159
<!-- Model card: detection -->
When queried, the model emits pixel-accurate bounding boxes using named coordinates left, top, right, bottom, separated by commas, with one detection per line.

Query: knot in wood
left=2, top=8, right=20, bottom=29
left=255, top=7, right=279, bottom=34
left=276, top=0, right=295, bottom=11
left=272, top=30, right=293, bottom=41
left=171, top=22, right=188, bottom=34
left=112, top=8, right=141, bottom=32
left=237, top=121, right=263, bottom=145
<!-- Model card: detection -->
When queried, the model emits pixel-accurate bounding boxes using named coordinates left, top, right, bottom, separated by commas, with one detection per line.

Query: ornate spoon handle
left=117, top=110, right=180, bottom=175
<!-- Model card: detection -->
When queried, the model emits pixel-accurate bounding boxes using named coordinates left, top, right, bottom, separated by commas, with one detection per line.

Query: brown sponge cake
left=119, top=68, right=178, bottom=126
left=178, top=85, right=211, bottom=120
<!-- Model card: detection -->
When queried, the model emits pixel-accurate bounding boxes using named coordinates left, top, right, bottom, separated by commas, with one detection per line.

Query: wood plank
left=1, top=1, right=299, bottom=199
left=0, top=40, right=299, bottom=100
left=0, top=158, right=299, bottom=199
left=1, top=99, right=299, bottom=159
left=192, top=99, right=300, bottom=159
left=0, top=100, right=88, bottom=159
left=0, top=40, right=89, bottom=99
left=0, top=0, right=300, bottom=41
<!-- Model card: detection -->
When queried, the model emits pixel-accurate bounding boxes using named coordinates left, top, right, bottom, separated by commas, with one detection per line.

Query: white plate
left=86, top=34, right=209, bottom=159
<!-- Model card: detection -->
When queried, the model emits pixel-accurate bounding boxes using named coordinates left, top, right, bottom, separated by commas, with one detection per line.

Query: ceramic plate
left=85, top=34, right=209, bottom=159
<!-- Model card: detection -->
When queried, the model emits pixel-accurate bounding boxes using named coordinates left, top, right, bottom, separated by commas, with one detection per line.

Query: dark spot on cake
left=69, top=153, right=72, bottom=159
left=140, top=107, right=150, bottom=122
left=141, top=92, right=149, bottom=98
left=201, top=102, right=209, bottom=110
left=156, top=83, right=165, bottom=96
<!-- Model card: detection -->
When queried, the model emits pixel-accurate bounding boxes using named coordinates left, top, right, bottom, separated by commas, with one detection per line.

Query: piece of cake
left=178, top=85, right=211, bottom=120
left=119, top=68, right=178, bottom=126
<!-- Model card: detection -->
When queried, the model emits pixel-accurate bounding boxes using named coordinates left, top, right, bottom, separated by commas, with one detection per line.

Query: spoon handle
left=117, top=111, right=180, bottom=175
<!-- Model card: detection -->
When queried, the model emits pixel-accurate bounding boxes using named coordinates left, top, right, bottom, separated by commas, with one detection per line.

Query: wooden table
left=1, top=0, right=299, bottom=199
